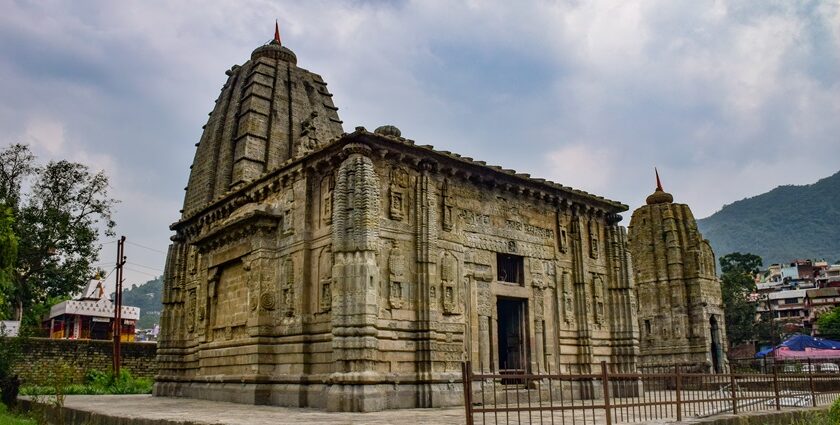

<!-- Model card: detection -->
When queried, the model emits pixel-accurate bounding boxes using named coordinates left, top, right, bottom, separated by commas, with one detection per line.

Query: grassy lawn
left=0, top=404, right=35, bottom=425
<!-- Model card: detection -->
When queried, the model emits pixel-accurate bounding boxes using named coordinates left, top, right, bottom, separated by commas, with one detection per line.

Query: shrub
left=828, top=396, right=840, bottom=424
left=19, top=369, right=152, bottom=396
left=0, top=333, right=22, bottom=409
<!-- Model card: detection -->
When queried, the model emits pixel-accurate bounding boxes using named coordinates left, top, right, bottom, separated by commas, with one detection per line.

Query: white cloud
left=0, top=0, right=838, bottom=281
left=21, top=117, right=65, bottom=155
left=545, top=143, right=616, bottom=195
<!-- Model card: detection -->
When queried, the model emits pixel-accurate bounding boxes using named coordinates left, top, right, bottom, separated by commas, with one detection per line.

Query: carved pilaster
left=318, top=247, right=333, bottom=313
left=389, top=167, right=408, bottom=221
left=388, top=241, right=407, bottom=309
left=561, top=269, right=574, bottom=324
left=592, top=273, right=606, bottom=326
left=441, top=251, right=459, bottom=314
left=441, top=179, right=453, bottom=231
left=557, top=211, right=568, bottom=254
left=588, top=217, right=600, bottom=260
left=281, top=257, right=294, bottom=317
left=570, top=210, right=594, bottom=371
left=320, top=174, right=334, bottom=226
left=414, top=159, right=437, bottom=407
left=328, top=145, right=384, bottom=411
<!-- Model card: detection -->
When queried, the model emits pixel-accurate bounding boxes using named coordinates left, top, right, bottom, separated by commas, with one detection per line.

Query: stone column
left=327, top=144, right=384, bottom=412
left=476, top=279, right=493, bottom=372
left=414, top=159, right=438, bottom=406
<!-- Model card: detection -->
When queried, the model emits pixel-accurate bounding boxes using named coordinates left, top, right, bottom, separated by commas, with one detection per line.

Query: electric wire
left=125, top=241, right=166, bottom=254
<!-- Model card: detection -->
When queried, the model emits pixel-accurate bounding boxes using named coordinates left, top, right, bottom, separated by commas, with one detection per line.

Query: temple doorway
left=710, top=315, right=723, bottom=373
left=497, top=297, right=528, bottom=373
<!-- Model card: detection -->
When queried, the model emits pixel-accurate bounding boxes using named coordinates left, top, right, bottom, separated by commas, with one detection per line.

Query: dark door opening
left=710, top=315, right=722, bottom=373
left=497, top=298, right=528, bottom=374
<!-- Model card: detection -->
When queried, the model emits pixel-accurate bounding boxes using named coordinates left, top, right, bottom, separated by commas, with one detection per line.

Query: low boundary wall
left=10, top=337, right=157, bottom=384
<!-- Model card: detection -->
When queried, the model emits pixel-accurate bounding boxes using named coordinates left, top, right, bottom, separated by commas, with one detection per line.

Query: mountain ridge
left=697, top=170, right=840, bottom=266
left=113, top=276, right=162, bottom=329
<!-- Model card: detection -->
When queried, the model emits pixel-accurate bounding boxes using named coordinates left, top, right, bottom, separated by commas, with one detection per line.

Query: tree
left=0, top=206, right=17, bottom=319
left=719, top=252, right=763, bottom=275
left=719, top=252, right=764, bottom=346
left=0, top=144, right=117, bottom=322
left=816, top=307, right=840, bottom=340
left=0, top=144, right=36, bottom=211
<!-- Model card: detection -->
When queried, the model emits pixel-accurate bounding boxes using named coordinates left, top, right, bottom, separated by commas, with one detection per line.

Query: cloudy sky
left=1, top=0, right=838, bottom=290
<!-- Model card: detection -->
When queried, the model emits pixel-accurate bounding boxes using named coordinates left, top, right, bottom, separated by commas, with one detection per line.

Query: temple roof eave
left=171, top=127, right=628, bottom=233
left=352, top=129, right=628, bottom=213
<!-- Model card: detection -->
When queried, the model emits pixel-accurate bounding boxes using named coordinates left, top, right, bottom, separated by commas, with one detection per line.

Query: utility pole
left=113, top=236, right=126, bottom=376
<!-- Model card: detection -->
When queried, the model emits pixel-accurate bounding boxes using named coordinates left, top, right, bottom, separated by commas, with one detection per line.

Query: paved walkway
left=21, top=394, right=829, bottom=424
left=34, top=395, right=467, bottom=425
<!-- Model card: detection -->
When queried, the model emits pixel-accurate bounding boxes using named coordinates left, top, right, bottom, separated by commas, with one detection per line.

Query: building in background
left=817, top=264, right=840, bottom=287
left=752, top=260, right=840, bottom=339
left=805, top=287, right=840, bottom=334
left=44, top=278, right=140, bottom=341
left=0, top=320, right=20, bottom=336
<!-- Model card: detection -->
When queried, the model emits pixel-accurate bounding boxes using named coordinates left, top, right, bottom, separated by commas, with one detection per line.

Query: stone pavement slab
left=21, top=395, right=827, bottom=425
left=28, top=395, right=467, bottom=425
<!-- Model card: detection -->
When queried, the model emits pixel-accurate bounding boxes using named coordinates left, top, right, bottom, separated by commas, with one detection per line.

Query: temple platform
left=19, top=395, right=466, bottom=424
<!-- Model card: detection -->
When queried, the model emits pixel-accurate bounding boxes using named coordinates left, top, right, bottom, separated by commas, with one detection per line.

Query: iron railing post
left=729, top=370, right=738, bottom=414
left=772, top=362, right=781, bottom=411
left=808, top=358, right=816, bottom=408
left=675, top=364, right=682, bottom=422
left=601, top=361, right=612, bottom=425
left=462, top=361, right=474, bottom=425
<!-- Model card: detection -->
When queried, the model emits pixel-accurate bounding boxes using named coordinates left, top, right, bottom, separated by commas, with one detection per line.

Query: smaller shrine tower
left=627, top=170, right=727, bottom=372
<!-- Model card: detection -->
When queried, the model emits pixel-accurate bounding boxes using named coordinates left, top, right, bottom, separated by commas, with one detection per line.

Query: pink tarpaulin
left=774, top=347, right=840, bottom=359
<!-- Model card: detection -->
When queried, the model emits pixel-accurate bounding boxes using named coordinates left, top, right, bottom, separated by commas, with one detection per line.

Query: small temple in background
left=44, top=276, right=140, bottom=341
left=627, top=170, right=728, bottom=373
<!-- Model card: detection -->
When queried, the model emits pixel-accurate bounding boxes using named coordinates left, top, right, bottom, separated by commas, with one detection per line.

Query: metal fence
left=461, top=358, right=840, bottom=425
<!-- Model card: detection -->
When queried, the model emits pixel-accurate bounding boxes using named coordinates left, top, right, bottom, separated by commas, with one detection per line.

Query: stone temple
left=627, top=171, right=728, bottom=373
left=156, top=28, right=724, bottom=411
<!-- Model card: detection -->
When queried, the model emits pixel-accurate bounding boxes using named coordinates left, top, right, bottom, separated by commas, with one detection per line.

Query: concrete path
left=21, top=394, right=829, bottom=425
left=32, top=395, right=467, bottom=425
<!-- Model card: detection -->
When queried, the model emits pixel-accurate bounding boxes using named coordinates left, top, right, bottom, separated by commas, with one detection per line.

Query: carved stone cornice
left=192, top=210, right=281, bottom=254
left=173, top=165, right=302, bottom=237
left=339, top=131, right=627, bottom=213
left=172, top=124, right=628, bottom=240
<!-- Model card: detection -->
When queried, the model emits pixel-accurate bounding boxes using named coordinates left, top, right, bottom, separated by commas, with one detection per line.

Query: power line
left=124, top=266, right=160, bottom=278
left=125, top=241, right=167, bottom=254
left=126, top=261, right=163, bottom=273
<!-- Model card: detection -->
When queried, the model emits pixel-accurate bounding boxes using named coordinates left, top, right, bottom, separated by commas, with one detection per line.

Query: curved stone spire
left=645, top=167, right=673, bottom=205
left=181, top=25, right=344, bottom=216
left=627, top=174, right=727, bottom=373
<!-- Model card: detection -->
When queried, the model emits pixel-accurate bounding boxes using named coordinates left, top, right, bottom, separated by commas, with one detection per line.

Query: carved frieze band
left=191, top=210, right=280, bottom=254
left=463, top=233, right=553, bottom=259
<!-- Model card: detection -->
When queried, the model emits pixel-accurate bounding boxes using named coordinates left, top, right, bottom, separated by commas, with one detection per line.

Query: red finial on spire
left=655, top=167, right=663, bottom=191
left=274, top=20, right=281, bottom=44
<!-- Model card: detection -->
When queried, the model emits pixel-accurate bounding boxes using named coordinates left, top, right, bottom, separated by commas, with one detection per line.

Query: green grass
left=0, top=404, right=35, bottom=425
left=19, top=369, right=153, bottom=396
left=786, top=398, right=840, bottom=425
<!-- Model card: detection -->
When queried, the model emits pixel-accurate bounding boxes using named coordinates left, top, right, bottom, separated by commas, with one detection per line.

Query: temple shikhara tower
left=157, top=25, right=724, bottom=412
left=627, top=171, right=727, bottom=372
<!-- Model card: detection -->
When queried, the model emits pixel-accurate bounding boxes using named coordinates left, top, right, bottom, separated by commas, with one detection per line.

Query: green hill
left=115, top=276, right=162, bottom=329
left=697, top=170, right=840, bottom=267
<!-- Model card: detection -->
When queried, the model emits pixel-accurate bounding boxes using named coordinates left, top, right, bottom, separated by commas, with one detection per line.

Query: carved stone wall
left=156, top=35, right=646, bottom=413
left=627, top=185, right=728, bottom=372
